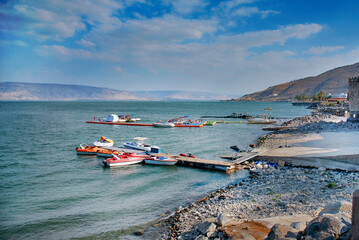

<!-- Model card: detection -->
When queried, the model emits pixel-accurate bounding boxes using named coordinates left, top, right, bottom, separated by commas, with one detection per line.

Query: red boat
left=76, top=144, right=103, bottom=155
left=180, top=153, right=196, bottom=158
left=102, top=152, right=149, bottom=167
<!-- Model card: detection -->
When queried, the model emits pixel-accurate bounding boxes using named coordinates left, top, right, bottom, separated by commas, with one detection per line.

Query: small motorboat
left=246, top=118, right=277, bottom=124
left=153, top=121, right=175, bottom=128
left=179, top=153, right=196, bottom=158
left=123, top=137, right=162, bottom=153
left=96, top=149, right=121, bottom=158
left=76, top=144, right=102, bottom=155
left=246, top=114, right=276, bottom=124
left=144, top=156, right=178, bottom=166
left=204, top=121, right=216, bottom=126
left=102, top=152, right=148, bottom=167
left=94, top=136, right=114, bottom=147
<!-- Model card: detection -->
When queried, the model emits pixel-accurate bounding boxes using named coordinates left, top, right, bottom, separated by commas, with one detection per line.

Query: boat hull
left=123, top=143, right=151, bottom=151
left=102, top=158, right=144, bottom=167
left=76, top=150, right=98, bottom=155
left=153, top=122, right=175, bottom=128
left=94, top=142, right=114, bottom=147
left=144, top=159, right=177, bottom=165
left=97, top=153, right=114, bottom=157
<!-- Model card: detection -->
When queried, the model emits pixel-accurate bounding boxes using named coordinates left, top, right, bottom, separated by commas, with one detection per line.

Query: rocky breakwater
left=280, top=114, right=359, bottom=133
left=159, top=166, right=358, bottom=239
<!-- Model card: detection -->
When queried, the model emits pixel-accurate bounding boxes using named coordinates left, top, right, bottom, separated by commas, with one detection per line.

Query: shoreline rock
left=155, top=114, right=359, bottom=239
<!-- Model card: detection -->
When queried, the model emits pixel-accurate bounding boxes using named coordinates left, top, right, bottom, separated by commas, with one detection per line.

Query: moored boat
left=204, top=120, right=216, bottom=126
left=144, top=156, right=178, bottom=166
left=102, top=152, right=148, bottom=167
left=76, top=144, right=102, bottom=155
left=123, top=137, right=162, bottom=153
left=246, top=118, right=277, bottom=124
left=246, top=114, right=277, bottom=124
left=153, top=121, right=175, bottom=128
left=94, top=136, right=114, bottom=147
left=96, top=149, right=121, bottom=157
left=180, top=153, right=196, bottom=158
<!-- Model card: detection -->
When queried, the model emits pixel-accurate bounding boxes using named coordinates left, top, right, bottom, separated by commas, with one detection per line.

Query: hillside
left=0, top=82, right=230, bottom=101
left=233, top=62, right=359, bottom=101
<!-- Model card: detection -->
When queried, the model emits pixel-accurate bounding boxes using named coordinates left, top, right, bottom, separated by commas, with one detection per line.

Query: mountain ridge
left=0, top=82, right=232, bottom=101
left=232, top=62, right=359, bottom=101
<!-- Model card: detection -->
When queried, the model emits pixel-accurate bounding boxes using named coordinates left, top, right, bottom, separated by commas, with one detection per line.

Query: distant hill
left=0, top=82, right=231, bottom=101
left=135, top=91, right=230, bottom=101
left=232, top=62, right=359, bottom=101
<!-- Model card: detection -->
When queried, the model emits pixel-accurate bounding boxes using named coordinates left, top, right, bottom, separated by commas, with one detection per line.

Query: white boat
left=127, top=117, right=141, bottom=122
left=123, top=137, right=161, bottom=153
left=144, top=156, right=178, bottom=166
left=102, top=153, right=147, bottom=167
left=94, top=136, right=114, bottom=147
left=153, top=122, right=175, bottom=128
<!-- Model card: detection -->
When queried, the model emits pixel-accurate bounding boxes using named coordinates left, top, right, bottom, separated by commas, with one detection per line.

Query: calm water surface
left=0, top=101, right=310, bottom=239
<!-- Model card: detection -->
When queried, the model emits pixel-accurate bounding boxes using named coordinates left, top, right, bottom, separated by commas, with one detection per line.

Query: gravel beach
left=153, top=114, right=359, bottom=240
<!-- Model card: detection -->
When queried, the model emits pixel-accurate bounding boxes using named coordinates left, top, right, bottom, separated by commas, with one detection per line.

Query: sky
left=1, top=0, right=359, bottom=95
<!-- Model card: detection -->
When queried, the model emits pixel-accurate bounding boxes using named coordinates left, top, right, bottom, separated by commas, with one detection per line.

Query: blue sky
left=1, top=0, right=359, bottom=95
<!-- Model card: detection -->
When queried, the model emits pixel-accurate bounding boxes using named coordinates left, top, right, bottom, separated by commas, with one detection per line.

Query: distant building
left=348, top=76, right=359, bottom=122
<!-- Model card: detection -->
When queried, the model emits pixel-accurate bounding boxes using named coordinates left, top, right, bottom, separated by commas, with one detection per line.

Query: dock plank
left=152, top=153, right=235, bottom=172
left=232, top=152, right=259, bottom=164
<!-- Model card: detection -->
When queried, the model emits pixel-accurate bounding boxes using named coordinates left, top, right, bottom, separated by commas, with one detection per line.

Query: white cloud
left=77, top=39, right=96, bottom=48
left=0, top=40, right=28, bottom=47
left=233, top=6, right=279, bottom=18
left=305, top=46, right=344, bottom=55
left=221, top=0, right=256, bottom=9
left=171, top=0, right=207, bottom=14
left=2, top=0, right=124, bottom=40
left=38, top=45, right=92, bottom=60
left=216, top=24, right=322, bottom=49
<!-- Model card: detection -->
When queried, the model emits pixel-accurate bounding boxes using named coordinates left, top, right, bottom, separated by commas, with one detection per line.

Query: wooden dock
left=152, top=153, right=236, bottom=173
left=86, top=121, right=205, bottom=127
left=86, top=121, right=154, bottom=126
left=232, top=152, right=259, bottom=164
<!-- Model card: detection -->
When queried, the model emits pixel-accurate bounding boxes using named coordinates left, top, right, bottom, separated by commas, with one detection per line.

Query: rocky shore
left=280, top=114, right=359, bottom=133
left=153, top=114, right=359, bottom=240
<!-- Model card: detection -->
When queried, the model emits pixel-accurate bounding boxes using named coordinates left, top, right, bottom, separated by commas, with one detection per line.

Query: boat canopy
left=106, top=114, right=119, bottom=122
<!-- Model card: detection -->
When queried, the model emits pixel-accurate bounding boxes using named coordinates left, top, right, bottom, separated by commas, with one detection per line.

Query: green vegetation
left=321, top=182, right=337, bottom=190
left=267, top=189, right=276, bottom=195
left=326, top=182, right=337, bottom=189
left=294, top=91, right=329, bottom=101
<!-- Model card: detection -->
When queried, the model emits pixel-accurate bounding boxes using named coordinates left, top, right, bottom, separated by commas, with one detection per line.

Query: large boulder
left=319, top=201, right=352, bottom=224
left=197, top=221, right=217, bottom=236
left=217, top=212, right=241, bottom=227
left=299, top=215, right=349, bottom=239
left=265, top=224, right=297, bottom=240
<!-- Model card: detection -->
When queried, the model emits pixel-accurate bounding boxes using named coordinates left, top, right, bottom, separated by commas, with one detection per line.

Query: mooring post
left=353, top=189, right=359, bottom=239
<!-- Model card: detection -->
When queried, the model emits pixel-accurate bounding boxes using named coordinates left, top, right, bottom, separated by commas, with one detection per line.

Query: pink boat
left=102, top=153, right=148, bottom=167
left=144, top=156, right=178, bottom=166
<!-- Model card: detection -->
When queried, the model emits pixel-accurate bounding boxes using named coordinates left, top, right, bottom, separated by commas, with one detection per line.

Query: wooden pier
left=86, top=121, right=154, bottom=126
left=86, top=121, right=205, bottom=127
left=152, top=153, right=236, bottom=173
left=232, top=152, right=259, bottom=164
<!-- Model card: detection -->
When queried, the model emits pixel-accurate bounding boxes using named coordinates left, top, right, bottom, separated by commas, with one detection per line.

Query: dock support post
left=353, top=189, right=359, bottom=239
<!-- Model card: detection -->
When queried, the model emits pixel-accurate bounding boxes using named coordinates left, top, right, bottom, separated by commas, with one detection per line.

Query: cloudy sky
left=1, top=0, right=359, bottom=95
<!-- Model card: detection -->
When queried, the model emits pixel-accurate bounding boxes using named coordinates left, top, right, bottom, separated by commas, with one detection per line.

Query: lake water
left=0, top=101, right=310, bottom=239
